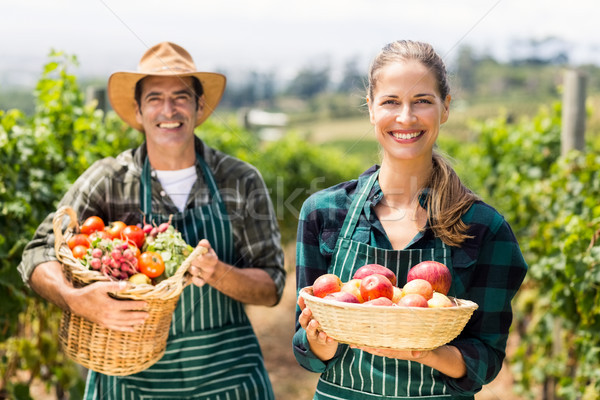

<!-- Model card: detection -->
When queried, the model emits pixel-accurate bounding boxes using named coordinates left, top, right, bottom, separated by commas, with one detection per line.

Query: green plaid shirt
left=19, top=137, right=286, bottom=301
left=293, top=165, right=528, bottom=397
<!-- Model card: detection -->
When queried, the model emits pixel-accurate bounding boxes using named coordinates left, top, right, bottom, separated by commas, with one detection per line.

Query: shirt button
left=160, top=190, right=166, bottom=197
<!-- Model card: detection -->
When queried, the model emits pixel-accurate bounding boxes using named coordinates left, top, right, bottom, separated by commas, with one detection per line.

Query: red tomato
left=80, top=216, right=105, bottom=235
left=67, top=233, right=91, bottom=250
left=72, top=245, right=88, bottom=259
left=122, top=225, right=145, bottom=248
left=138, top=251, right=165, bottom=278
left=106, top=220, right=127, bottom=240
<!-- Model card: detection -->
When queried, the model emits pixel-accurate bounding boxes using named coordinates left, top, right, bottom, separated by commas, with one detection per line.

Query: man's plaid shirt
left=19, top=137, right=286, bottom=301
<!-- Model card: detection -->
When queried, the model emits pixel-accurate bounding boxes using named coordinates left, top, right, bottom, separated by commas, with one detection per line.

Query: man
left=19, top=42, right=286, bottom=399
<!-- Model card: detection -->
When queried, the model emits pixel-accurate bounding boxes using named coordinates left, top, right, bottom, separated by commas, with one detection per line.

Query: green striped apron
left=315, top=170, right=453, bottom=399
left=84, top=153, right=274, bottom=400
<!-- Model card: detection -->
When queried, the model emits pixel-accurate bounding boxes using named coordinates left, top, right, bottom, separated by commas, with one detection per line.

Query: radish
left=122, top=248, right=135, bottom=261
left=157, top=214, right=174, bottom=233
left=90, top=259, right=102, bottom=270
left=111, top=248, right=123, bottom=261
left=91, top=248, right=103, bottom=259
left=142, top=223, right=154, bottom=234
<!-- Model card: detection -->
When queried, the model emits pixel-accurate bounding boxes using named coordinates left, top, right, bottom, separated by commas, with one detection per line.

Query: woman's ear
left=367, top=96, right=375, bottom=124
left=440, top=94, right=451, bottom=124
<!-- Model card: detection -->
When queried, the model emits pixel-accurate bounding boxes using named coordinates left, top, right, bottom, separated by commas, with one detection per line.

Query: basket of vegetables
left=52, top=206, right=206, bottom=376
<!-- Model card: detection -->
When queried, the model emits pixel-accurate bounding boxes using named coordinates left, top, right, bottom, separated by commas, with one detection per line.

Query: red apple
left=402, top=279, right=434, bottom=301
left=397, top=293, right=428, bottom=308
left=325, top=291, right=361, bottom=304
left=353, top=263, right=397, bottom=286
left=406, top=261, right=452, bottom=295
left=427, top=292, right=455, bottom=308
left=312, top=273, right=342, bottom=298
left=359, top=274, right=394, bottom=301
left=363, top=297, right=394, bottom=306
left=341, top=279, right=365, bottom=303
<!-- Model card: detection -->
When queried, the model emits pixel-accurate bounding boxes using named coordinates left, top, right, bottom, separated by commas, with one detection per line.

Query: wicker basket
left=53, top=206, right=207, bottom=376
left=300, top=286, right=478, bottom=351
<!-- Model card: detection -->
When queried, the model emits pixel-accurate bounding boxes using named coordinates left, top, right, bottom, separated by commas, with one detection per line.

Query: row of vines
left=1, top=52, right=598, bottom=399
left=440, top=103, right=600, bottom=398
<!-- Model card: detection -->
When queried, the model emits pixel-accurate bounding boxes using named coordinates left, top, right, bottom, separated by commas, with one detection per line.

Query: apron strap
left=338, top=169, right=379, bottom=240
left=141, top=151, right=228, bottom=219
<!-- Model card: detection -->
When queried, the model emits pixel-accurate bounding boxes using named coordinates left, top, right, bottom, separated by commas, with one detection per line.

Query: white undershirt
left=154, top=166, right=197, bottom=212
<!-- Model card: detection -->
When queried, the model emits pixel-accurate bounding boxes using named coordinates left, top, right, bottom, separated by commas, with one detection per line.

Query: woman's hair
left=427, top=152, right=480, bottom=246
left=369, top=40, right=479, bottom=247
left=368, top=40, right=450, bottom=101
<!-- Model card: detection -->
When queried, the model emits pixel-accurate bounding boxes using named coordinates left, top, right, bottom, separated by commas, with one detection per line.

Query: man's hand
left=188, top=239, right=217, bottom=287
left=66, top=281, right=148, bottom=332
left=29, top=261, right=148, bottom=332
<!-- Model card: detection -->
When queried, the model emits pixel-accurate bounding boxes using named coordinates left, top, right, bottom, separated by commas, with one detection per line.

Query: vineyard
left=1, top=53, right=600, bottom=399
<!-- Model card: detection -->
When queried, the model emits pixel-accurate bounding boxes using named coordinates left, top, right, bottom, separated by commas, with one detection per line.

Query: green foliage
left=441, top=103, right=600, bottom=398
left=0, top=51, right=140, bottom=397
left=258, top=133, right=364, bottom=242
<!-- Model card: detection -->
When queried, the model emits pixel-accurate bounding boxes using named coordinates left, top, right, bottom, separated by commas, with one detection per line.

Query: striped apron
left=315, top=170, right=454, bottom=399
left=84, top=153, right=274, bottom=400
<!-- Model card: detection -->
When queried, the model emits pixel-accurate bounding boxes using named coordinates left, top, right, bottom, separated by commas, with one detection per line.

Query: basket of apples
left=299, top=262, right=478, bottom=351
left=52, top=206, right=206, bottom=376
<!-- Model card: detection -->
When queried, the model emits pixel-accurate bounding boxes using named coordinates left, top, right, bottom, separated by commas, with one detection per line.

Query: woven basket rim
left=53, top=206, right=206, bottom=300
left=300, top=286, right=479, bottom=350
left=300, top=286, right=479, bottom=311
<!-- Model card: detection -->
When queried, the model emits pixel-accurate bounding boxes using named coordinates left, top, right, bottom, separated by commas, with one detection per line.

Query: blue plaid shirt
left=293, top=165, right=528, bottom=397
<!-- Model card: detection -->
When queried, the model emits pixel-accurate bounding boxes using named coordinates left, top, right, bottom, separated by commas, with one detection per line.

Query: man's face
left=135, top=75, right=205, bottom=150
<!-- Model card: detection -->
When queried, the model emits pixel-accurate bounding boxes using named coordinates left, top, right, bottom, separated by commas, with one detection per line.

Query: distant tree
left=454, top=45, right=479, bottom=93
left=337, top=57, right=365, bottom=93
left=510, top=36, right=570, bottom=66
left=221, top=71, right=278, bottom=109
left=286, top=65, right=330, bottom=99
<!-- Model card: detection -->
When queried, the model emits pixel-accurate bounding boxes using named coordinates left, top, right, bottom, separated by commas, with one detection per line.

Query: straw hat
left=108, top=42, right=226, bottom=132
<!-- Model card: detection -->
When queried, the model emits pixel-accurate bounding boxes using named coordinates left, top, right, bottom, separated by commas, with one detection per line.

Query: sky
left=2, top=0, right=600, bottom=88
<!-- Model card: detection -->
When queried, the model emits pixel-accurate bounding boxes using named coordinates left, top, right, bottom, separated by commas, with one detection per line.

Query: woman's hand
left=298, top=296, right=339, bottom=360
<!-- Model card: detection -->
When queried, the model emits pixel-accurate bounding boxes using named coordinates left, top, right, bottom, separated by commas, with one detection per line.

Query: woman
left=293, top=40, right=528, bottom=399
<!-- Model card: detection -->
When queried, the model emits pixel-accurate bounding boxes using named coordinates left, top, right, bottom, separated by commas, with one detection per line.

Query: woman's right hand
left=298, top=296, right=339, bottom=360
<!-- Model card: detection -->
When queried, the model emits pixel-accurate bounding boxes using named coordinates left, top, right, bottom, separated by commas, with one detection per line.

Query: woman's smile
left=389, top=130, right=425, bottom=141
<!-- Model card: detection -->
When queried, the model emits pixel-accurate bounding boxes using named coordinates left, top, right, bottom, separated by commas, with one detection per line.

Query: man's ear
left=135, top=104, right=143, bottom=125
left=195, top=95, right=205, bottom=120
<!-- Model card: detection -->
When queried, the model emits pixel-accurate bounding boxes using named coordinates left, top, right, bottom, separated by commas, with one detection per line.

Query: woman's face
left=368, top=59, right=450, bottom=164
